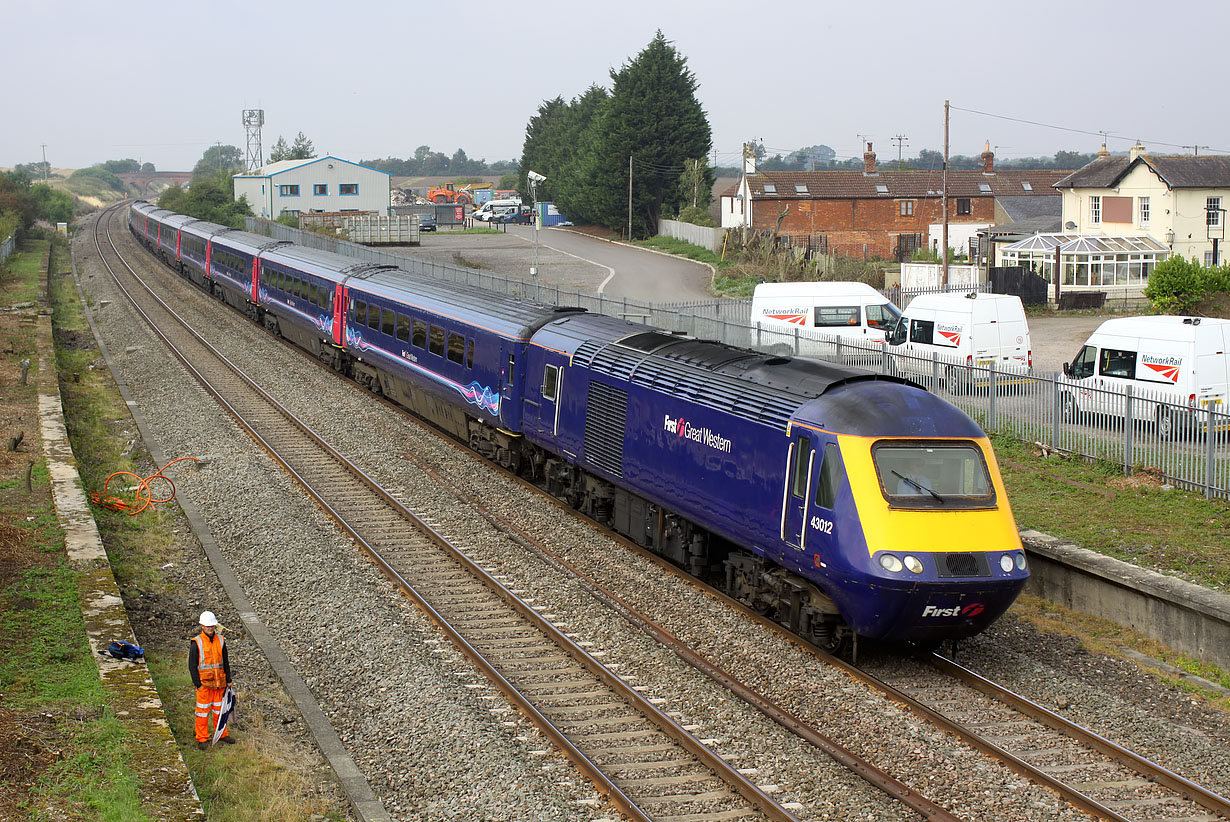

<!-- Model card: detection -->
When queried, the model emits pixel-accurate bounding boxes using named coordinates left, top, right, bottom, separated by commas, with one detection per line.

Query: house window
left=1206, top=251, right=1216, bottom=267
left=1090, top=196, right=1101, bottom=224
left=313, top=184, right=327, bottom=195
left=1021, top=182, right=1033, bottom=191
left=1139, top=197, right=1149, bottom=227
left=340, top=183, right=358, bottom=196
left=1208, top=197, right=1222, bottom=227
left=762, top=183, right=777, bottom=194
left=794, top=184, right=808, bottom=194
left=978, top=182, right=992, bottom=193
left=900, top=200, right=914, bottom=217
left=279, top=185, right=300, bottom=196
left=956, top=198, right=971, bottom=216
left=875, top=184, right=889, bottom=194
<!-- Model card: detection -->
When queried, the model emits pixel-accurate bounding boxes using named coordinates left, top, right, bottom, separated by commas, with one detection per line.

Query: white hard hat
left=199, top=611, right=218, bottom=627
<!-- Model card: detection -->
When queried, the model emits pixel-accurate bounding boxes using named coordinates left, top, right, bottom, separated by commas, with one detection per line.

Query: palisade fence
left=0, top=234, right=14, bottom=266
left=246, top=217, right=1230, bottom=498
left=657, top=218, right=725, bottom=254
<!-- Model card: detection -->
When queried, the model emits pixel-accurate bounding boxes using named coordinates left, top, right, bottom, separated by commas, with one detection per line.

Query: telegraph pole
left=40, top=144, right=49, bottom=180
left=942, top=100, right=950, bottom=287
left=627, top=155, right=633, bottom=241
left=892, top=134, right=909, bottom=170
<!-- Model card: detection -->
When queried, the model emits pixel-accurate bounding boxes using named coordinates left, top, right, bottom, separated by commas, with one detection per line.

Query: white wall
left=928, top=222, right=989, bottom=254
left=235, top=157, right=390, bottom=218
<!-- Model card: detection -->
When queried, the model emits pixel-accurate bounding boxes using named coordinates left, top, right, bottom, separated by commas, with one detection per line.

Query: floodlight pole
left=529, top=176, right=541, bottom=282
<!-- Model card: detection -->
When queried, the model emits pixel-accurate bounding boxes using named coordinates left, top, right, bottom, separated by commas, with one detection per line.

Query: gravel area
left=80, top=220, right=1230, bottom=821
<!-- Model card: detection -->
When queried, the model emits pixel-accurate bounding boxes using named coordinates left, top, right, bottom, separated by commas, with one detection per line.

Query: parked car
left=418, top=212, right=437, bottom=232
left=494, top=208, right=534, bottom=225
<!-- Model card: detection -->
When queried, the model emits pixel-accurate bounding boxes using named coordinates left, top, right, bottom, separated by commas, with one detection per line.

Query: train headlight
left=878, top=554, right=904, bottom=573
left=999, top=554, right=1015, bottom=573
left=1015, top=553, right=1027, bottom=571
left=903, top=555, right=923, bottom=574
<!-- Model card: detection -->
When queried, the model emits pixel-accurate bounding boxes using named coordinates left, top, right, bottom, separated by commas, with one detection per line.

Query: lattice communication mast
left=242, top=109, right=265, bottom=172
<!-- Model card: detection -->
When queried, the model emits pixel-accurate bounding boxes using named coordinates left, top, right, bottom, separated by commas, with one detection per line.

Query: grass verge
left=634, top=235, right=729, bottom=269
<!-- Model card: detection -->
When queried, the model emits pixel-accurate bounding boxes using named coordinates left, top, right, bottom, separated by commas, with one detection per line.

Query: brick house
left=721, top=143, right=1068, bottom=259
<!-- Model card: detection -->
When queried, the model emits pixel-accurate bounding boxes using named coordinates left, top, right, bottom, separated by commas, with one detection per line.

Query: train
left=127, top=201, right=1029, bottom=651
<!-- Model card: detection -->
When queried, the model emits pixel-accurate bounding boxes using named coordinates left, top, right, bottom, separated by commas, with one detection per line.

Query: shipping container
left=343, top=215, right=421, bottom=245
left=536, top=202, right=570, bottom=227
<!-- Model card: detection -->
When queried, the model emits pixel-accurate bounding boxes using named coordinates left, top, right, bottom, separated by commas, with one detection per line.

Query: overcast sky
left=5, top=0, right=1227, bottom=173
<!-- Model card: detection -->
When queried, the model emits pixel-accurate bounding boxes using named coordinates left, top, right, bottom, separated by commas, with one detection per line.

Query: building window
left=1206, top=251, right=1216, bottom=267
left=340, top=184, right=358, bottom=196
left=1208, top=197, right=1222, bottom=227
left=900, top=200, right=914, bottom=217
left=279, top=184, right=300, bottom=196
left=956, top=198, right=971, bottom=216
left=313, top=184, right=327, bottom=195
left=1139, top=197, right=1149, bottom=227
left=1090, top=196, right=1101, bottom=224
left=762, top=183, right=777, bottom=194
left=794, top=184, right=808, bottom=194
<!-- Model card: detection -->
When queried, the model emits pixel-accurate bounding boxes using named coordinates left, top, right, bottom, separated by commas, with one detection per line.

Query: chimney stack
left=1128, top=141, right=1146, bottom=162
left=742, top=142, right=757, bottom=175
left=1097, top=143, right=1111, bottom=160
left=981, top=140, right=995, bottom=175
left=863, top=142, right=877, bottom=175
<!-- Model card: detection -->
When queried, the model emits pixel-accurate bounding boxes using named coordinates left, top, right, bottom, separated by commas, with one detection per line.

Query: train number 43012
left=810, top=517, right=834, bottom=534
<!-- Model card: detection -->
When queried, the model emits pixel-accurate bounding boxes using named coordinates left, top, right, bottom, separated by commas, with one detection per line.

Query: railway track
left=856, top=652, right=1230, bottom=822
left=104, top=203, right=1230, bottom=822
left=93, top=205, right=798, bottom=821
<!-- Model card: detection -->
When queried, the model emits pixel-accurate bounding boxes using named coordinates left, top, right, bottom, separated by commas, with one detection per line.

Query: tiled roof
left=743, top=169, right=1071, bottom=199
left=1055, top=154, right=1230, bottom=189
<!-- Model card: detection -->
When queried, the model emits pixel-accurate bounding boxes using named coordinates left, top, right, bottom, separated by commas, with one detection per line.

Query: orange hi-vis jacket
left=191, top=631, right=227, bottom=689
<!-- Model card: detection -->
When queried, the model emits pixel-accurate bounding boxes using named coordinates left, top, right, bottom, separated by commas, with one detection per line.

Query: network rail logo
left=663, top=414, right=733, bottom=453
left=1141, top=353, right=1182, bottom=384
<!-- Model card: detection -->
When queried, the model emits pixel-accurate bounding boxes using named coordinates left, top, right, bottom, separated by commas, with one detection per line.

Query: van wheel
left=944, top=366, right=968, bottom=395
left=1156, top=407, right=1183, bottom=441
left=1060, top=392, right=1079, bottom=422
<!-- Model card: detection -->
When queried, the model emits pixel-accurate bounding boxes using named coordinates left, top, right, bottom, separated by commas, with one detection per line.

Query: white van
left=1061, top=316, right=1230, bottom=438
left=750, top=281, right=902, bottom=343
left=474, top=198, right=522, bottom=221
left=886, top=293, right=1031, bottom=386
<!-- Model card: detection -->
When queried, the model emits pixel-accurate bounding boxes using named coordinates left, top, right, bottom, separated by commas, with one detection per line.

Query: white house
left=1055, top=143, right=1230, bottom=266
left=233, top=156, right=391, bottom=219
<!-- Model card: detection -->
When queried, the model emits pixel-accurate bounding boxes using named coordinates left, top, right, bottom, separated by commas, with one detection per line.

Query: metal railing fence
left=244, top=218, right=1227, bottom=497
left=0, top=234, right=14, bottom=266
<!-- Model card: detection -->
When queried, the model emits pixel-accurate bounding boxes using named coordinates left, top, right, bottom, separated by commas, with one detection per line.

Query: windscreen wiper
left=891, top=471, right=944, bottom=503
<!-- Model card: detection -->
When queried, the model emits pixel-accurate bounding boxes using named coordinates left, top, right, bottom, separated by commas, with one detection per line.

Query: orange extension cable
left=89, top=457, right=201, bottom=515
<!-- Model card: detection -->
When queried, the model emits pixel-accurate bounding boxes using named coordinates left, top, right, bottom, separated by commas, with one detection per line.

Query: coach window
left=318, top=286, right=330, bottom=309
left=1099, top=348, right=1136, bottom=379
left=815, top=306, right=860, bottom=327
left=447, top=333, right=466, bottom=364
left=367, top=304, right=381, bottom=330
left=466, top=339, right=474, bottom=368
left=309, top=282, right=318, bottom=305
left=382, top=308, right=396, bottom=337
left=353, top=300, right=367, bottom=326
left=790, top=432, right=810, bottom=498
left=542, top=364, right=559, bottom=401
left=814, top=443, right=841, bottom=509
left=429, top=326, right=445, bottom=356
left=507, top=354, right=515, bottom=388
left=396, top=314, right=411, bottom=343
left=412, top=319, right=427, bottom=349
left=909, top=319, right=935, bottom=345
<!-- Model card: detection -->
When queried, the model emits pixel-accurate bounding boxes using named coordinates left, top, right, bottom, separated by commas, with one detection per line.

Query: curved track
left=95, top=204, right=798, bottom=822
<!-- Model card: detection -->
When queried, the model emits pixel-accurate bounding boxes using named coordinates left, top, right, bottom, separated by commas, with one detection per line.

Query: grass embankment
left=0, top=235, right=149, bottom=819
left=0, top=232, right=344, bottom=820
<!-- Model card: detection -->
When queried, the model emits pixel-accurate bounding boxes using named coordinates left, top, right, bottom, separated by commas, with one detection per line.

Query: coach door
left=781, top=430, right=816, bottom=550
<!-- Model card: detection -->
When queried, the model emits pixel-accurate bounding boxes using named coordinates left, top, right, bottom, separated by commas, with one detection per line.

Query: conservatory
left=998, top=233, right=1169, bottom=289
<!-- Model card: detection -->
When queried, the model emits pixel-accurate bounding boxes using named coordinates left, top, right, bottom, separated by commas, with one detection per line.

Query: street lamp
left=1207, top=206, right=1225, bottom=266
left=527, top=170, right=546, bottom=282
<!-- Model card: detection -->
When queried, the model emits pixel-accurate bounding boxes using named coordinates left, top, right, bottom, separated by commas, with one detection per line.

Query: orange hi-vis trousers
left=195, top=684, right=229, bottom=742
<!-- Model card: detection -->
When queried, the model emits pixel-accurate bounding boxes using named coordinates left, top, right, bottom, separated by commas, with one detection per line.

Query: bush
left=1144, top=256, right=1206, bottom=313
left=275, top=213, right=300, bottom=228
left=676, top=205, right=714, bottom=227
left=69, top=166, right=124, bottom=189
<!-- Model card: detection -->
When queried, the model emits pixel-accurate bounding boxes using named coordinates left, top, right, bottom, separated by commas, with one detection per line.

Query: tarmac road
left=1026, top=314, right=1109, bottom=375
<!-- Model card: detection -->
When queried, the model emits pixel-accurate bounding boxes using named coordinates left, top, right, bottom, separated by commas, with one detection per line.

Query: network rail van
left=886, top=293, right=1031, bottom=384
left=749, top=281, right=902, bottom=343
left=1061, top=316, right=1230, bottom=439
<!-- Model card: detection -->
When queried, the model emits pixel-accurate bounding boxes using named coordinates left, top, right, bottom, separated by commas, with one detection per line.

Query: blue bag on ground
left=100, top=640, right=145, bottom=660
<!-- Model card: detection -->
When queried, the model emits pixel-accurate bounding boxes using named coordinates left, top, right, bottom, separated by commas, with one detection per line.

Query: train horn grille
left=938, top=552, right=989, bottom=578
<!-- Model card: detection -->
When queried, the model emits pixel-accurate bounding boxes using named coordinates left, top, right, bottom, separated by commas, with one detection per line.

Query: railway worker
left=189, top=610, right=235, bottom=749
